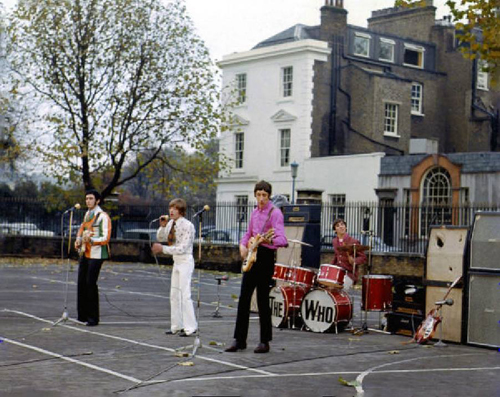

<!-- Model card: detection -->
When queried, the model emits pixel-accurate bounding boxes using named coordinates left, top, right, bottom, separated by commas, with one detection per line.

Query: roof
left=380, top=152, right=500, bottom=176
left=253, top=24, right=320, bottom=49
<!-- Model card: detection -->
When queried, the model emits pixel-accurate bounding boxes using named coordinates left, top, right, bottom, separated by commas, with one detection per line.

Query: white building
left=217, top=36, right=383, bottom=205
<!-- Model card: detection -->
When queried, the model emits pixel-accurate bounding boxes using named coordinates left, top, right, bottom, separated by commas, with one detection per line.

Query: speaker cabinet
left=466, top=273, right=500, bottom=348
left=426, top=226, right=468, bottom=282
left=277, top=225, right=321, bottom=269
left=425, top=286, right=463, bottom=343
left=470, top=212, right=500, bottom=271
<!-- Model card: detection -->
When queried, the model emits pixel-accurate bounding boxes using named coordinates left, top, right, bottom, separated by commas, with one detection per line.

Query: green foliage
left=4, top=0, right=226, bottom=200
left=446, top=0, right=500, bottom=84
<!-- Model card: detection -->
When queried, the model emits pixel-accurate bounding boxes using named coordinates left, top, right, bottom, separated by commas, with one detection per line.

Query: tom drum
left=272, top=263, right=294, bottom=282
left=317, top=264, right=346, bottom=288
left=290, top=267, right=317, bottom=288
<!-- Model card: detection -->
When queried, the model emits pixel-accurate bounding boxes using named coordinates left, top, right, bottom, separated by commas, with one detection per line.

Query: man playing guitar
left=74, top=189, right=111, bottom=326
left=225, top=180, right=287, bottom=354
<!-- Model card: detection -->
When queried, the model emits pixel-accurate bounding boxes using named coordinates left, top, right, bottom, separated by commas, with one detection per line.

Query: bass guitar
left=241, top=228, right=274, bottom=273
left=413, top=275, right=461, bottom=344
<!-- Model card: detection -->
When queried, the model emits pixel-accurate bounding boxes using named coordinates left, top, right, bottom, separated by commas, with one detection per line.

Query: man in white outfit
left=152, top=198, right=197, bottom=337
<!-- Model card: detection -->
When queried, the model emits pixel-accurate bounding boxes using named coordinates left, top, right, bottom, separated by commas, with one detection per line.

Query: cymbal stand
left=289, top=241, right=300, bottom=330
left=212, top=275, right=228, bottom=318
left=361, top=232, right=374, bottom=331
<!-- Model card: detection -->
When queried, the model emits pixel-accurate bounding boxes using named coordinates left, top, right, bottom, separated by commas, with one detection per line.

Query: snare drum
left=362, top=275, right=393, bottom=311
left=272, top=263, right=293, bottom=282
left=317, top=264, right=346, bottom=288
left=300, top=288, right=352, bottom=333
left=269, top=285, right=307, bottom=328
left=290, top=267, right=316, bottom=288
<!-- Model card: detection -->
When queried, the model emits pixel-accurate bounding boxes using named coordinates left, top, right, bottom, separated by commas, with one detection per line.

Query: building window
left=329, top=194, right=346, bottom=222
left=236, top=73, right=247, bottom=104
left=279, top=129, right=291, bottom=167
left=477, top=59, right=489, bottom=91
left=236, top=195, right=248, bottom=223
left=281, top=66, right=293, bottom=97
left=379, top=38, right=395, bottom=63
left=411, top=82, right=423, bottom=115
left=353, top=32, right=370, bottom=57
left=420, top=166, right=452, bottom=236
left=403, top=44, right=424, bottom=69
left=235, top=132, right=244, bottom=169
left=384, top=103, right=399, bottom=136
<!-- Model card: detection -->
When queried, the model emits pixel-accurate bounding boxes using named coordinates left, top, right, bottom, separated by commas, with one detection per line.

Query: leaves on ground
left=338, top=376, right=361, bottom=387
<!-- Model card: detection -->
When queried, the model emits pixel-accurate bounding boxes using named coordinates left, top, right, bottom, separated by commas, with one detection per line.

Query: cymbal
left=336, top=244, right=370, bottom=253
left=288, top=239, right=313, bottom=247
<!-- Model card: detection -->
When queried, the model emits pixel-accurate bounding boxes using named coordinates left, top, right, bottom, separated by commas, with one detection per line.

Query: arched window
left=420, top=167, right=452, bottom=235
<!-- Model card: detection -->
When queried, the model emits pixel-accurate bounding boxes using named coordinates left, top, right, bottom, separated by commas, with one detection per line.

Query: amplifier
left=282, top=205, right=321, bottom=224
left=391, top=276, right=425, bottom=315
left=386, top=312, right=423, bottom=337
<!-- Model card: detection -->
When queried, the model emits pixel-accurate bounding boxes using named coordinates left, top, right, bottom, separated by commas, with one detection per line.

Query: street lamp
left=290, top=161, right=299, bottom=204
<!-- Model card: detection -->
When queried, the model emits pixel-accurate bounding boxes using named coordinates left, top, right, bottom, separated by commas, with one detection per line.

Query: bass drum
left=269, top=285, right=307, bottom=328
left=300, top=288, right=352, bottom=333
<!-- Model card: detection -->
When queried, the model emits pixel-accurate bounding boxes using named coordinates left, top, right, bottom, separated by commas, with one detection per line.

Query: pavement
left=0, top=258, right=499, bottom=397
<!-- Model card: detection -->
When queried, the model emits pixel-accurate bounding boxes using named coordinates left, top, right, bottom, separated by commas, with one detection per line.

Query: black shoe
left=254, top=342, right=269, bottom=353
left=86, top=321, right=98, bottom=327
left=225, top=340, right=246, bottom=352
left=165, top=329, right=182, bottom=335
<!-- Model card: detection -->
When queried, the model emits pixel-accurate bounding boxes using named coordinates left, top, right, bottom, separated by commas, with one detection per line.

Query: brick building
left=216, top=0, right=500, bottom=231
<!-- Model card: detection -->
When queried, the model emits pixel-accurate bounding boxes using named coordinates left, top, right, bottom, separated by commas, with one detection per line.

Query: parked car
left=0, top=222, right=55, bottom=237
left=202, top=228, right=244, bottom=244
left=122, top=228, right=157, bottom=241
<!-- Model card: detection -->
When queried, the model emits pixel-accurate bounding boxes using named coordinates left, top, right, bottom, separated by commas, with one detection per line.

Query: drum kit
left=269, top=236, right=394, bottom=334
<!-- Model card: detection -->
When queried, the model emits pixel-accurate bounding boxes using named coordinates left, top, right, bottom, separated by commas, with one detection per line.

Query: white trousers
left=170, top=256, right=197, bottom=334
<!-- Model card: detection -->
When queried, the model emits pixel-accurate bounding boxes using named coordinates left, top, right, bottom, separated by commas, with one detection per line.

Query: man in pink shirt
left=225, top=181, right=288, bottom=354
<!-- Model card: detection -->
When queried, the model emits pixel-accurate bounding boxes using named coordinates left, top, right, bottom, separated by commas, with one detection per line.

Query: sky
left=184, top=0, right=451, bottom=62
left=2, top=0, right=451, bottom=62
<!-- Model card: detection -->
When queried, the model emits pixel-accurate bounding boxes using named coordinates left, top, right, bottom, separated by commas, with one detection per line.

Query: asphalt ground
left=0, top=258, right=499, bottom=397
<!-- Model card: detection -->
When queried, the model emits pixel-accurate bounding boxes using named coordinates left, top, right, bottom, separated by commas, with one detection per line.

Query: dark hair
left=333, top=218, right=346, bottom=229
left=254, top=180, right=272, bottom=196
left=169, top=198, right=187, bottom=216
left=85, top=189, right=101, bottom=202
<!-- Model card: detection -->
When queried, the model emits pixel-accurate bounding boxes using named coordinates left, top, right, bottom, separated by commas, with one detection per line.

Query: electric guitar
left=78, top=230, right=93, bottom=257
left=413, top=275, right=462, bottom=344
left=241, top=228, right=275, bottom=273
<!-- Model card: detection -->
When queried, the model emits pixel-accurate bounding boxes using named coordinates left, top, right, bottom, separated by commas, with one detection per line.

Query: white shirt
left=156, top=216, right=195, bottom=257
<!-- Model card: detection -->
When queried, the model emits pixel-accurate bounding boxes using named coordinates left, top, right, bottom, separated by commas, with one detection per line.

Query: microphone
left=151, top=215, right=169, bottom=223
left=435, top=298, right=454, bottom=306
left=63, top=203, right=81, bottom=214
left=193, top=205, right=210, bottom=218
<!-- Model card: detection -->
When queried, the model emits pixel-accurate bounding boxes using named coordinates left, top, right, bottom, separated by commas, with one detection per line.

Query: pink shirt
left=240, top=201, right=287, bottom=250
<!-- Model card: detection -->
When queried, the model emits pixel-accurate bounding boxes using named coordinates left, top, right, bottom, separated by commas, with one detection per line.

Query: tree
left=395, top=0, right=500, bottom=82
left=4, top=0, right=223, bottom=200
left=446, top=0, right=500, bottom=83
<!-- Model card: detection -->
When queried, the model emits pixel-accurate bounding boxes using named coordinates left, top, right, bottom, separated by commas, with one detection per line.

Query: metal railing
left=1, top=197, right=498, bottom=254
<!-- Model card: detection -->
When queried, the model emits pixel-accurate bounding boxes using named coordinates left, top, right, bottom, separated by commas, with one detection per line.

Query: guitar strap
left=259, top=206, right=275, bottom=235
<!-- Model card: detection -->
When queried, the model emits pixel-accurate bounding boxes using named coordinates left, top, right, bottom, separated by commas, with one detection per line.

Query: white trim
left=218, top=39, right=330, bottom=66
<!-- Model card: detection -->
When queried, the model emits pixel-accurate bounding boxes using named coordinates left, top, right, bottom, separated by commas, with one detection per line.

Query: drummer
left=331, top=218, right=367, bottom=289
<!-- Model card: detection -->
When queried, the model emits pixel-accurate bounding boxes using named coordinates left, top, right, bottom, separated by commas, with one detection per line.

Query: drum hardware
left=287, top=239, right=313, bottom=247
left=212, top=275, right=228, bottom=318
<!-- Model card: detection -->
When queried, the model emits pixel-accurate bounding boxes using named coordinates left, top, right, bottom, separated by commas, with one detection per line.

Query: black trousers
left=77, top=257, right=104, bottom=324
left=233, top=246, right=275, bottom=344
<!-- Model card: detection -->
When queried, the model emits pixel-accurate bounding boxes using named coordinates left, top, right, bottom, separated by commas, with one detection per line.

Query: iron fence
left=1, top=197, right=499, bottom=254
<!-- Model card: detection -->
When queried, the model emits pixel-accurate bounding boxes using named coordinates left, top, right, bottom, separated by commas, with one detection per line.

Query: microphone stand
left=53, top=209, right=80, bottom=326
